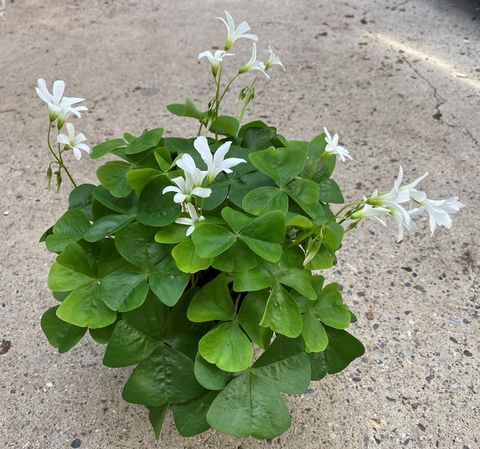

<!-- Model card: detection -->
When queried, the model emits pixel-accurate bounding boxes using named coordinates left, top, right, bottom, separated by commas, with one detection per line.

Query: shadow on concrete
left=434, top=0, right=480, bottom=20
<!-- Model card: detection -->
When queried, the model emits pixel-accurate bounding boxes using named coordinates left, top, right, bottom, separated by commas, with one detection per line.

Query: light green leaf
left=210, top=115, right=240, bottom=137
left=41, top=306, right=86, bottom=353
left=187, top=275, right=235, bottom=322
left=45, top=209, right=90, bottom=253
left=260, top=284, right=303, bottom=338
left=242, top=186, right=289, bottom=216
left=302, top=310, right=329, bottom=352
left=100, top=269, right=149, bottom=312
left=249, top=146, right=306, bottom=187
left=149, top=256, right=189, bottom=306
left=212, top=241, right=258, bottom=272
left=172, top=239, right=212, bottom=274
left=199, top=322, right=253, bottom=372
left=238, top=291, right=272, bottom=349
left=90, top=138, right=126, bottom=159
left=207, top=373, right=291, bottom=439
left=314, top=283, right=351, bottom=329
left=125, top=128, right=163, bottom=155
left=127, top=168, right=162, bottom=195
left=166, top=99, right=205, bottom=120
left=192, top=223, right=236, bottom=258
left=155, top=224, right=188, bottom=244
left=284, top=178, right=320, bottom=217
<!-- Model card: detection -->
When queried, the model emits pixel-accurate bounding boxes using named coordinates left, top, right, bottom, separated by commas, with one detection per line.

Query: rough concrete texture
left=1, top=0, right=479, bottom=448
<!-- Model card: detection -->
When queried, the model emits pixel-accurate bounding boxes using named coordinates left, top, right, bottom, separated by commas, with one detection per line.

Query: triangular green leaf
left=173, top=390, right=218, bottom=437
left=41, top=306, right=86, bottom=353
left=238, top=291, right=272, bottom=349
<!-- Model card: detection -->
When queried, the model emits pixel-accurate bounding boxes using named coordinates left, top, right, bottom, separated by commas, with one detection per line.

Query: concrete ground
left=1, top=0, right=479, bottom=448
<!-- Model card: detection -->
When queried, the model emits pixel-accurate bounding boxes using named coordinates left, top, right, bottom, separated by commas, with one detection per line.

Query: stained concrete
left=0, top=0, right=479, bottom=448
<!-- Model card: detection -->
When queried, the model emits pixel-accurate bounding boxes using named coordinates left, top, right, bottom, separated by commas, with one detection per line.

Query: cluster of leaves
left=40, top=115, right=364, bottom=440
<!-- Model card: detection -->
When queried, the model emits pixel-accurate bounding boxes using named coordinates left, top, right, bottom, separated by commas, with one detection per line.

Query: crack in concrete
left=401, top=56, right=479, bottom=148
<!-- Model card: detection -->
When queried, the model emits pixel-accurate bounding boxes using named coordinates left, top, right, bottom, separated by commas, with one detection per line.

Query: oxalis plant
left=37, top=11, right=464, bottom=441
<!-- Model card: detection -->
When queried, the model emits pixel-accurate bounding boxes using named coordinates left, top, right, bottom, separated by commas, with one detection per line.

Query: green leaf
left=240, top=123, right=278, bottom=150
left=194, top=353, right=232, bottom=390
left=314, top=283, right=351, bottom=329
left=318, top=179, right=344, bottom=204
left=242, top=186, right=289, bottom=215
left=41, top=306, right=86, bottom=353
left=228, top=171, right=275, bottom=208
left=45, top=209, right=90, bottom=253
left=202, top=175, right=230, bottom=211
left=127, top=168, right=163, bottom=196
left=96, top=161, right=132, bottom=198
left=323, top=222, right=344, bottom=252
left=191, top=223, right=236, bottom=258
left=149, top=256, right=189, bottom=306
left=207, top=372, right=291, bottom=439
left=302, top=311, right=328, bottom=352
left=249, top=146, right=306, bottom=187
left=199, top=322, right=253, bottom=372
left=57, top=283, right=117, bottom=329
left=238, top=291, right=272, bottom=349
left=147, top=404, right=168, bottom=440
left=122, top=344, right=203, bottom=406
left=253, top=336, right=310, bottom=394
left=309, top=327, right=365, bottom=380
left=166, top=99, right=205, bottom=120
left=82, top=214, right=133, bottom=242
left=154, top=224, right=188, bottom=244
left=138, top=177, right=181, bottom=226
left=91, top=138, right=126, bottom=159
left=285, top=213, right=313, bottom=228
left=173, top=390, right=218, bottom=437
left=187, top=274, right=235, bottom=322
left=211, top=241, right=258, bottom=272
left=115, top=223, right=168, bottom=270
left=260, top=284, right=303, bottom=338
left=89, top=320, right=117, bottom=344
left=210, top=115, right=240, bottom=137
left=172, top=239, right=212, bottom=274
left=284, top=178, right=320, bottom=217
left=305, top=244, right=335, bottom=270
left=69, top=184, right=95, bottom=220
left=92, top=187, right=138, bottom=216
left=125, top=128, right=163, bottom=155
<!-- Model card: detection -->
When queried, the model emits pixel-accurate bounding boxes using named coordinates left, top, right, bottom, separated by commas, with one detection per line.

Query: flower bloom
left=350, top=203, right=391, bottom=225
left=198, top=50, right=234, bottom=76
left=57, top=123, right=90, bottom=160
left=218, top=10, right=258, bottom=51
left=323, top=128, right=352, bottom=162
left=162, top=154, right=211, bottom=203
left=410, top=191, right=464, bottom=235
left=239, top=44, right=269, bottom=78
left=194, top=136, right=246, bottom=183
left=265, top=46, right=285, bottom=71
left=175, top=203, right=205, bottom=236
left=36, top=79, right=87, bottom=125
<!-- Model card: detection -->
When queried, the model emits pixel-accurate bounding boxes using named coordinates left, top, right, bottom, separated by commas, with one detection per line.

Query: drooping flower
left=265, top=46, right=285, bottom=71
left=323, top=128, right=352, bottom=162
left=163, top=154, right=211, bottom=203
left=350, top=203, right=390, bottom=226
left=193, top=136, right=246, bottom=183
left=239, top=44, right=269, bottom=78
left=36, top=79, right=87, bottom=124
left=410, top=191, right=464, bottom=236
left=218, top=10, right=258, bottom=51
left=387, top=165, right=428, bottom=203
left=198, top=50, right=234, bottom=76
left=57, top=123, right=90, bottom=160
left=175, top=203, right=205, bottom=236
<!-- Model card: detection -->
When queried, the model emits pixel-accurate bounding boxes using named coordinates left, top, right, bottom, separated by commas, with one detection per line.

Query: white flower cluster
left=198, top=11, right=285, bottom=79
left=163, top=136, right=246, bottom=235
left=36, top=79, right=90, bottom=160
left=351, top=166, right=464, bottom=241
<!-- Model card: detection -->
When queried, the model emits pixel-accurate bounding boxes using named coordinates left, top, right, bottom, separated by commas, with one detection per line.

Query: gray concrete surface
left=1, top=0, right=479, bottom=448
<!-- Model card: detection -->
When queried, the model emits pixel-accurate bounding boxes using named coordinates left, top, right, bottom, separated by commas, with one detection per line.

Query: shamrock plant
left=37, top=10, right=464, bottom=441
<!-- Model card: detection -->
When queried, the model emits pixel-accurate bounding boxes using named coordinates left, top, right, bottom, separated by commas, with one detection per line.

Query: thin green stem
left=239, top=77, right=257, bottom=123
left=47, top=123, right=77, bottom=188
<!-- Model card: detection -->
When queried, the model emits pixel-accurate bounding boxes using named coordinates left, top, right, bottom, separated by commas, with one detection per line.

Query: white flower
left=163, top=154, right=211, bottom=203
left=36, top=79, right=87, bottom=123
left=218, top=10, right=258, bottom=50
left=324, top=128, right=352, bottom=162
left=386, top=165, right=428, bottom=203
left=57, top=123, right=90, bottom=160
left=198, top=50, right=234, bottom=76
left=194, top=136, right=246, bottom=183
left=410, top=191, right=464, bottom=236
left=239, top=44, right=269, bottom=78
left=175, top=203, right=205, bottom=236
left=391, top=207, right=416, bottom=242
left=350, top=203, right=390, bottom=226
left=265, top=46, right=285, bottom=71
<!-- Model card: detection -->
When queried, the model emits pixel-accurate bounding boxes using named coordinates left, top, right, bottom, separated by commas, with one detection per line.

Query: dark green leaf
left=125, top=128, right=163, bottom=155
left=242, top=186, right=289, bottom=215
left=138, top=177, right=181, bottom=226
left=82, top=214, right=133, bottom=242
left=68, top=184, right=95, bottom=220
left=173, top=390, right=218, bottom=437
left=210, top=115, right=240, bottom=137
left=45, top=209, right=90, bottom=253
left=194, top=353, right=232, bottom=390
left=41, top=306, right=86, bottom=353
left=91, top=138, right=126, bottom=159
left=238, top=291, right=272, bottom=349
left=318, top=179, right=344, bottom=204
left=96, top=161, right=132, bottom=198
left=148, top=404, right=168, bottom=440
